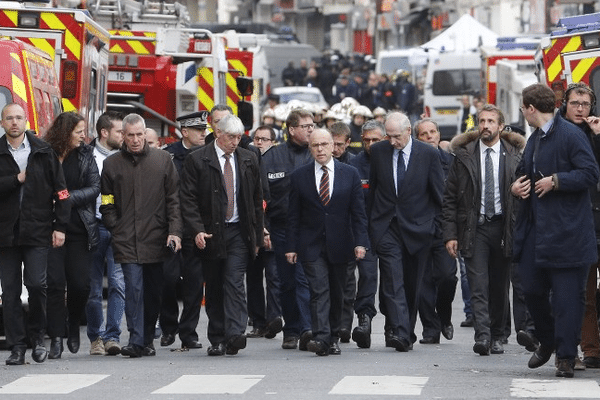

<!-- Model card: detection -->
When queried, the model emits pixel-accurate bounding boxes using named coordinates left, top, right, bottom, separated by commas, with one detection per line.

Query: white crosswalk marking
left=511, top=379, right=600, bottom=398
left=329, top=376, right=429, bottom=395
left=151, top=374, right=265, bottom=394
left=0, top=374, right=109, bottom=394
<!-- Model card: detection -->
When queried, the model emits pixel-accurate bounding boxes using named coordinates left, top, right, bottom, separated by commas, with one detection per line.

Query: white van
left=375, top=47, right=428, bottom=81
left=424, top=51, right=481, bottom=140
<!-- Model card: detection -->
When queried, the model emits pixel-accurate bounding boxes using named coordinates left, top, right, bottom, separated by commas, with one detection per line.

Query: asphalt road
left=1, top=285, right=600, bottom=399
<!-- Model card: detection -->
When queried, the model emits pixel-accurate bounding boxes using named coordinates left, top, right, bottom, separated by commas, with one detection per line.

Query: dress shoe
left=298, top=330, right=312, bottom=351
left=67, top=332, right=80, bottom=354
left=143, top=342, right=156, bottom=356
left=49, top=337, right=63, bottom=359
left=516, top=330, right=539, bottom=352
left=181, top=340, right=203, bottom=349
left=339, top=328, right=351, bottom=343
left=384, top=330, right=394, bottom=348
left=121, top=344, right=143, bottom=358
left=281, top=336, right=298, bottom=349
left=160, top=333, right=176, bottom=347
left=207, top=343, right=226, bottom=356
left=556, top=358, right=575, bottom=378
left=528, top=344, right=554, bottom=368
left=460, top=315, right=474, bottom=327
left=575, top=355, right=586, bottom=370
left=442, top=324, right=454, bottom=340
left=491, top=339, right=504, bottom=354
left=473, top=340, right=490, bottom=356
left=264, top=317, right=283, bottom=339
left=247, top=327, right=267, bottom=338
left=329, top=341, right=341, bottom=355
left=388, top=335, right=410, bottom=352
left=419, top=336, right=440, bottom=344
left=352, top=314, right=372, bottom=349
left=32, top=342, right=48, bottom=363
left=307, top=339, right=329, bottom=356
left=584, top=356, right=600, bottom=368
left=5, top=346, right=26, bottom=366
left=225, top=334, right=247, bottom=355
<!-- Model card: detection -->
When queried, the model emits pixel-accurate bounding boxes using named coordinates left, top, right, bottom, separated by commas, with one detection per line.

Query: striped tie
left=319, top=166, right=330, bottom=206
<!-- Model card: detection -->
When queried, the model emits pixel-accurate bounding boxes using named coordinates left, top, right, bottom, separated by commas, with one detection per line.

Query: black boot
left=49, top=337, right=63, bottom=359
left=352, top=314, right=372, bottom=349
left=67, top=323, right=80, bottom=354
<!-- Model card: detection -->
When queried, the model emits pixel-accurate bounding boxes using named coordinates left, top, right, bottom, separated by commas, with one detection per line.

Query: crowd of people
left=1, top=80, right=600, bottom=381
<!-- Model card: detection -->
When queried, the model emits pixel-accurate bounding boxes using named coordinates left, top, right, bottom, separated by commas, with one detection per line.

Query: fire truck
left=89, top=0, right=267, bottom=140
left=480, top=37, right=540, bottom=105
left=0, top=3, right=110, bottom=139
left=535, top=12, right=600, bottom=113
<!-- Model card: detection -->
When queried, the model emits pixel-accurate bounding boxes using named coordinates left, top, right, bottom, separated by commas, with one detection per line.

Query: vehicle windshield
left=278, top=91, right=322, bottom=104
left=432, top=69, right=480, bottom=96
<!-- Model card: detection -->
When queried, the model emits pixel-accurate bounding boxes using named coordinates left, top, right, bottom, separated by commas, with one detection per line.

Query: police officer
left=159, top=111, right=209, bottom=350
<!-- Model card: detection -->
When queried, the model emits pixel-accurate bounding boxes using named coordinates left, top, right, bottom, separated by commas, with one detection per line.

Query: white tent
left=421, top=14, right=498, bottom=52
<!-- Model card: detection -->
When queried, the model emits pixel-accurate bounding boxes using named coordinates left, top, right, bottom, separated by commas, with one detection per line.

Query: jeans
left=247, top=247, right=281, bottom=328
left=86, top=223, right=125, bottom=343
left=458, top=253, right=472, bottom=317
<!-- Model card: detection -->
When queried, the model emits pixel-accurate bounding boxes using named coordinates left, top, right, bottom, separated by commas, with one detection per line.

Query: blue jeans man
left=86, top=223, right=125, bottom=354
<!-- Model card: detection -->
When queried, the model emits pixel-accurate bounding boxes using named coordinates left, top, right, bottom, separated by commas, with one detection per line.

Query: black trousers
left=418, top=236, right=458, bottom=338
left=47, top=239, right=91, bottom=337
left=377, top=223, right=430, bottom=343
left=302, top=254, right=347, bottom=346
left=159, top=237, right=204, bottom=343
left=0, top=245, right=48, bottom=348
left=246, top=247, right=281, bottom=328
left=463, top=219, right=510, bottom=343
left=203, top=224, right=250, bottom=346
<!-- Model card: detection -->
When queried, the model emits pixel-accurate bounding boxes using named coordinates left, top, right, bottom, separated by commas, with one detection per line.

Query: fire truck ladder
left=87, top=0, right=190, bottom=29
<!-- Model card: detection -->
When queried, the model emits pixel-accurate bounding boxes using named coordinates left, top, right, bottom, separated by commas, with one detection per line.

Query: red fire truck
left=0, top=3, right=110, bottom=139
left=480, top=37, right=540, bottom=105
left=535, top=12, right=600, bottom=112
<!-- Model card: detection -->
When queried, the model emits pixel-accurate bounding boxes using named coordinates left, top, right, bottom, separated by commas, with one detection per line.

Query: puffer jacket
left=442, top=129, right=526, bottom=258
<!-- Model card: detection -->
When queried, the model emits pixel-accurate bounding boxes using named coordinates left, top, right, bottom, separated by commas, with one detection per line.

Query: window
left=432, top=69, right=480, bottom=96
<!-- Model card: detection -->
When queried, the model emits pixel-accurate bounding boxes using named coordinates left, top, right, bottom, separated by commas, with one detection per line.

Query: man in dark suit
left=368, top=111, right=444, bottom=351
left=414, top=118, right=458, bottom=345
left=180, top=114, right=264, bottom=356
left=285, top=128, right=369, bottom=356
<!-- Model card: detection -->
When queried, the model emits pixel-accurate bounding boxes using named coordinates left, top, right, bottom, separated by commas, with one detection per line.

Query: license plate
left=108, top=71, right=133, bottom=82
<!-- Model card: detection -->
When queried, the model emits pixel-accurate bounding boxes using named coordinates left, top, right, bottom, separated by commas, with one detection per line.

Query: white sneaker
left=90, top=337, right=105, bottom=355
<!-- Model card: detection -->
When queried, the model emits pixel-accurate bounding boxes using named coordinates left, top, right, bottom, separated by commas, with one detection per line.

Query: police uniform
left=159, top=111, right=208, bottom=349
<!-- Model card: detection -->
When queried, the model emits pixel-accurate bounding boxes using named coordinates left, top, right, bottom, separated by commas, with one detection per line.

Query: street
left=1, top=293, right=600, bottom=400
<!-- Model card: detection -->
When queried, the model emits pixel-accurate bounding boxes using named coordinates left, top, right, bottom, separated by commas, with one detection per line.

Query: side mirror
left=238, top=101, right=253, bottom=131
left=236, top=77, right=254, bottom=97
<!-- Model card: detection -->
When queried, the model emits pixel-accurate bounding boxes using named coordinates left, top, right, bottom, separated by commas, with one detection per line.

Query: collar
left=479, top=138, right=501, bottom=155
left=539, top=117, right=553, bottom=137
left=315, top=157, right=335, bottom=172
left=214, top=141, right=231, bottom=158
left=397, top=136, right=412, bottom=155
left=7, top=133, right=29, bottom=151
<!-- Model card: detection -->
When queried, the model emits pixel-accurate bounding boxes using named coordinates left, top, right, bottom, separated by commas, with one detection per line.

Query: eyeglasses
left=568, top=101, right=592, bottom=109
left=296, top=123, right=315, bottom=130
left=254, top=137, right=272, bottom=142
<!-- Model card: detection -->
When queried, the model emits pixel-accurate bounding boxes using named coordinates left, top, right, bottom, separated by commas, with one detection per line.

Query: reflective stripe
left=101, top=194, right=114, bottom=205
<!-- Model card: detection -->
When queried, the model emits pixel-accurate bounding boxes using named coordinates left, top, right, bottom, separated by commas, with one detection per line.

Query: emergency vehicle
left=0, top=3, right=111, bottom=139
left=495, top=58, right=537, bottom=136
left=536, top=12, right=600, bottom=114
left=480, top=37, right=539, bottom=105
left=0, top=37, right=62, bottom=136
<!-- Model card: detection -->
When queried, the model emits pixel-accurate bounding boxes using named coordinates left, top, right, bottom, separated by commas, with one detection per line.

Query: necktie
left=397, top=150, right=405, bottom=195
left=224, top=154, right=234, bottom=220
left=319, top=166, right=330, bottom=206
left=484, top=147, right=495, bottom=218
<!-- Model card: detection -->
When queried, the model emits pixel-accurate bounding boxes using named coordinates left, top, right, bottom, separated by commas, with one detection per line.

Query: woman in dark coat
left=45, top=112, right=100, bottom=359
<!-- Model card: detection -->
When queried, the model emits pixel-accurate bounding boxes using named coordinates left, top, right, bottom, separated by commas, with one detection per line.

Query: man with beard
left=88, top=111, right=126, bottom=356
left=443, top=104, right=525, bottom=356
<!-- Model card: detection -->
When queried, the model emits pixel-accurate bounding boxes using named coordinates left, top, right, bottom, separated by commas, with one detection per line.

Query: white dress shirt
left=393, top=136, right=412, bottom=195
left=315, top=157, right=335, bottom=197
left=215, top=142, right=239, bottom=223
left=479, top=140, right=502, bottom=216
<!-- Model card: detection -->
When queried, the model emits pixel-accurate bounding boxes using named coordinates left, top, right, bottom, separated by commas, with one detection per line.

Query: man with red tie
left=285, top=128, right=369, bottom=356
